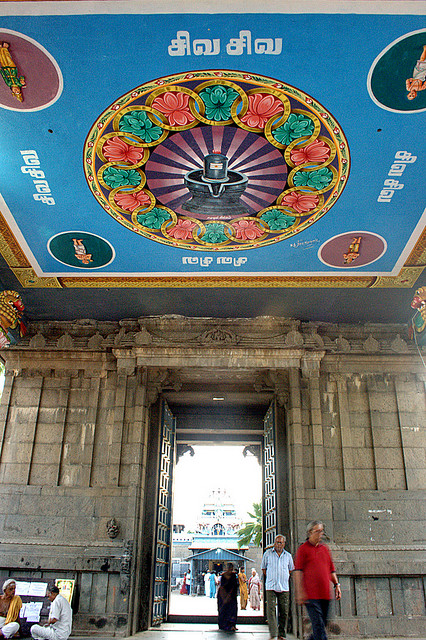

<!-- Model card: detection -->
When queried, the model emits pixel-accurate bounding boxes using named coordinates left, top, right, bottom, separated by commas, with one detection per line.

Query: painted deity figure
left=406, top=45, right=426, bottom=100
left=72, top=239, right=93, bottom=265
left=0, top=42, right=25, bottom=102
left=343, top=237, right=362, bottom=264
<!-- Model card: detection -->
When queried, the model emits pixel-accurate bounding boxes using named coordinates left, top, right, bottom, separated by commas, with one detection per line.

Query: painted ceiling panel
left=0, top=1, right=425, bottom=290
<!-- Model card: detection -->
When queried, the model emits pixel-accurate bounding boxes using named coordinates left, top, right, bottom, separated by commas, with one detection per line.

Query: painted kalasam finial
left=0, top=291, right=26, bottom=347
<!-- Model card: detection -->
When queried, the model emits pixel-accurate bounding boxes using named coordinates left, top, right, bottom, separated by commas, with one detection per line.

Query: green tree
left=237, top=501, right=262, bottom=549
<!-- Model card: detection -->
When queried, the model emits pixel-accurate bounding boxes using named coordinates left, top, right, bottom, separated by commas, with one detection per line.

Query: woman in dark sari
left=217, top=563, right=238, bottom=632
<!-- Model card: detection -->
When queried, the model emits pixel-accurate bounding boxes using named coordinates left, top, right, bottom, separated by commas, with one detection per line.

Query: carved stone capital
left=113, top=348, right=136, bottom=376
left=301, top=352, right=325, bottom=379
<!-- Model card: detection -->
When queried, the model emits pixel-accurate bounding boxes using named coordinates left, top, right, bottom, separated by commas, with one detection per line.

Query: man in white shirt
left=261, top=535, right=294, bottom=640
left=31, top=586, right=72, bottom=640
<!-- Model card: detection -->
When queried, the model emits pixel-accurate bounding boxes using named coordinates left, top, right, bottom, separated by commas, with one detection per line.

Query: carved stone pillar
left=301, top=353, right=325, bottom=490
left=335, top=374, right=352, bottom=491
left=287, top=366, right=306, bottom=536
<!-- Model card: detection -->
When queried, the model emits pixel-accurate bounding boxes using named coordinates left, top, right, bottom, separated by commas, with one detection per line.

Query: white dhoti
left=0, top=616, right=19, bottom=639
left=30, top=625, right=59, bottom=640
left=413, top=59, right=426, bottom=82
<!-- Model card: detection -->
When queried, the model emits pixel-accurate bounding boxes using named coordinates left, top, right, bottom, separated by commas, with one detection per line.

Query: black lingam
left=182, top=152, right=248, bottom=217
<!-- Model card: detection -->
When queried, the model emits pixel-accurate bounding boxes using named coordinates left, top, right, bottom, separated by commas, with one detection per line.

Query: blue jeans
left=305, top=599, right=330, bottom=640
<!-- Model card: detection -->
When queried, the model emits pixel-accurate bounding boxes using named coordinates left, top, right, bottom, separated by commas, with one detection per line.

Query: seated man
left=31, top=587, right=72, bottom=640
left=0, top=579, right=21, bottom=639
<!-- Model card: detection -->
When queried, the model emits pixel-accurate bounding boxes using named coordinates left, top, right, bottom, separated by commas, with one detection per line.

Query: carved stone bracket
left=176, top=444, right=195, bottom=462
left=146, top=368, right=183, bottom=405
left=243, top=444, right=262, bottom=464
left=253, top=369, right=289, bottom=405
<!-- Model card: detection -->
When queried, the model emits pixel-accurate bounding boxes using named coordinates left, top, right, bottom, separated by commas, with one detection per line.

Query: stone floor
left=71, top=622, right=426, bottom=640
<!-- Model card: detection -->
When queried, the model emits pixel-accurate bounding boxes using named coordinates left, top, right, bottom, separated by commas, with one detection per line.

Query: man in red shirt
left=293, top=521, right=341, bottom=640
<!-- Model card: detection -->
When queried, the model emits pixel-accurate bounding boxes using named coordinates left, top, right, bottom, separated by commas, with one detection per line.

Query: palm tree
left=237, top=501, right=262, bottom=548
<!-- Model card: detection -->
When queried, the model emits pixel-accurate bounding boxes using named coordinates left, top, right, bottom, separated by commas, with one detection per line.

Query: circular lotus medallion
left=84, top=70, right=350, bottom=251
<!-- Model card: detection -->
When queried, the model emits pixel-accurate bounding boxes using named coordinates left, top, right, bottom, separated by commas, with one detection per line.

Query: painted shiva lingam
left=182, top=152, right=248, bottom=218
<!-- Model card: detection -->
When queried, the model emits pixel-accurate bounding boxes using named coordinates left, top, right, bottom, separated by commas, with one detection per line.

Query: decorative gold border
left=0, top=207, right=424, bottom=288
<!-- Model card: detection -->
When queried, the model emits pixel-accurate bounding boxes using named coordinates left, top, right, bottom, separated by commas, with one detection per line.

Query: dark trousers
left=305, top=599, right=330, bottom=640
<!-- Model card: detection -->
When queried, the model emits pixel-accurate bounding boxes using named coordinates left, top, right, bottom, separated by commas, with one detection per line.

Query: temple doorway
left=169, top=444, right=264, bottom=619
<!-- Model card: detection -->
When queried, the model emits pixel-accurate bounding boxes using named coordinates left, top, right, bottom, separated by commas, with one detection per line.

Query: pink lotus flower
left=233, top=219, right=263, bottom=240
left=240, top=93, right=283, bottom=128
left=103, top=136, right=144, bottom=164
left=167, top=219, right=197, bottom=239
left=281, top=192, right=319, bottom=213
left=290, top=140, right=331, bottom=166
left=151, top=92, right=195, bottom=126
left=114, top=190, right=151, bottom=212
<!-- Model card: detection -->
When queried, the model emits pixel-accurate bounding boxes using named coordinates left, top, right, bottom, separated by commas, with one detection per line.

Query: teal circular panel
left=370, top=32, right=426, bottom=112
left=48, top=232, right=114, bottom=269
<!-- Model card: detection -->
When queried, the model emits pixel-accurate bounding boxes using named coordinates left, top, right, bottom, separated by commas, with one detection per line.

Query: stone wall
left=0, top=316, right=423, bottom=637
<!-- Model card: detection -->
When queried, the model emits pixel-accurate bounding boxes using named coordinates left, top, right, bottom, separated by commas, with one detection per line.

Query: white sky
left=172, top=445, right=262, bottom=530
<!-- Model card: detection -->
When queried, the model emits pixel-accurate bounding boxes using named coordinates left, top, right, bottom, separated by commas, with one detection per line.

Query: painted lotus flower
left=199, top=86, right=239, bottom=121
left=119, top=110, right=163, bottom=143
left=233, top=219, right=264, bottom=240
left=272, top=113, right=314, bottom=146
left=201, top=223, right=227, bottom=243
left=137, top=207, right=171, bottom=229
left=114, top=190, right=151, bottom=212
left=293, top=167, right=333, bottom=190
left=280, top=191, right=319, bottom=213
left=167, top=219, right=197, bottom=240
left=151, top=92, right=195, bottom=126
left=260, top=209, right=296, bottom=231
left=103, top=136, right=145, bottom=164
left=103, top=167, right=141, bottom=189
left=290, top=140, right=331, bottom=166
left=240, top=93, right=283, bottom=128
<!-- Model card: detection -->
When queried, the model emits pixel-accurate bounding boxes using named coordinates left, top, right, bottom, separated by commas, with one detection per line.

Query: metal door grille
left=152, top=400, right=175, bottom=625
left=263, top=402, right=277, bottom=549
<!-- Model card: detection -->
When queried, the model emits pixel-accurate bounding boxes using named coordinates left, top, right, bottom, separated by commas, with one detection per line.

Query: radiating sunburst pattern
left=84, top=70, right=350, bottom=251
left=145, top=126, right=287, bottom=219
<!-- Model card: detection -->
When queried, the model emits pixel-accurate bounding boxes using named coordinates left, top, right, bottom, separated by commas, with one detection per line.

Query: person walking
left=261, top=535, right=294, bottom=640
left=293, top=521, right=341, bottom=640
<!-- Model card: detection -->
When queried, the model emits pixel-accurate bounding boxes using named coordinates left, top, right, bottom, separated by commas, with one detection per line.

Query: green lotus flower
left=137, top=207, right=171, bottom=229
left=199, top=86, right=239, bottom=121
left=119, top=110, right=163, bottom=143
left=272, top=113, right=314, bottom=145
left=103, top=167, right=141, bottom=189
left=260, top=209, right=296, bottom=231
left=202, top=223, right=227, bottom=243
left=293, top=167, right=333, bottom=190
